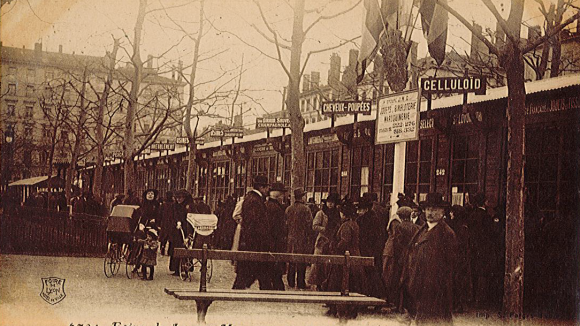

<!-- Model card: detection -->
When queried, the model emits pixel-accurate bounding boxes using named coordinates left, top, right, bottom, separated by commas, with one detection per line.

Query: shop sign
left=112, top=150, right=124, bottom=159
left=151, top=143, right=175, bottom=151
left=256, top=117, right=290, bottom=129
left=308, top=134, right=338, bottom=145
left=210, top=128, right=244, bottom=138
left=376, top=90, right=420, bottom=144
left=421, top=76, right=486, bottom=95
left=321, top=101, right=372, bottom=115
left=525, top=95, right=580, bottom=115
left=452, top=111, right=482, bottom=125
left=176, top=137, right=204, bottom=145
left=212, top=150, right=227, bottom=157
left=253, top=143, right=274, bottom=153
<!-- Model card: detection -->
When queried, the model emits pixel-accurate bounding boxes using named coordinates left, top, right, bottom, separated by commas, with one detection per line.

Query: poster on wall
left=375, top=89, right=421, bottom=144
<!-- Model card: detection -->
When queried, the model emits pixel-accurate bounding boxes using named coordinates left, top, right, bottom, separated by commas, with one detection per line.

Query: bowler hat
left=326, top=193, right=341, bottom=204
left=356, top=196, right=373, bottom=210
left=293, top=188, right=306, bottom=199
left=252, top=175, right=269, bottom=187
left=419, top=193, right=450, bottom=209
left=270, top=182, right=287, bottom=192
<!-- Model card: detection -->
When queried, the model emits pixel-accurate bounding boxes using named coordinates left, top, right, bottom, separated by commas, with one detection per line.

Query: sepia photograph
left=0, top=0, right=579, bottom=325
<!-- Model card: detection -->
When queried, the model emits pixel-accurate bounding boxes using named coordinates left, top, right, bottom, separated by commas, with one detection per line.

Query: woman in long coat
left=168, top=189, right=193, bottom=276
left=308, top=193, right=341, bottom=289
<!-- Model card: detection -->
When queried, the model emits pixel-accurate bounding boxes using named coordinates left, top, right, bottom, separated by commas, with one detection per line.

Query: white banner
left=375, top=89, right=420, bottom=144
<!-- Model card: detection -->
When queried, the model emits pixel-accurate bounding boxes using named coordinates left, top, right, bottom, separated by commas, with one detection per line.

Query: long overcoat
left=239, top=190, right=270, bottom=252
left=285, top=201, right=314, bottom=254
left=324, top=218, right=363, bottom=293
left=402, top=222, right=457, bottom=324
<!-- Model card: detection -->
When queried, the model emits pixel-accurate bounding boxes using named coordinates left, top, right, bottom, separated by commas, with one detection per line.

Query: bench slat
left=173, top=248, right=374, bottom=266
left=165, top=288, right=367, bottom=297
left=171, top=291, right=386, bottom=305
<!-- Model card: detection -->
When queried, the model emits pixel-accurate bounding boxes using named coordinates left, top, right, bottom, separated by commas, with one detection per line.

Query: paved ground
left=0, top=254, right=576, bottom=326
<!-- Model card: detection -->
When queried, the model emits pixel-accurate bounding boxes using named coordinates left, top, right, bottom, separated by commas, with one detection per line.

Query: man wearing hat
left=265, top=182, right=289, bottom=290
left=192, top=195, right=211, bottom=214
left=233, top=175, right=272, bottom=290
left=285, top=188, right=314, bottom=289
left=401, top=193, right=457, bottom=325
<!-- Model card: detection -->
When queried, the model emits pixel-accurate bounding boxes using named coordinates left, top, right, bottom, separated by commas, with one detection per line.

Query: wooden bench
left=166, top=245, right=387, bottom=324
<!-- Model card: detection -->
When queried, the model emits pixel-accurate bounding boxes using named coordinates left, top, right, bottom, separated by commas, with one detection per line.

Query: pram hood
left=186, top=213, right=218, bottom=236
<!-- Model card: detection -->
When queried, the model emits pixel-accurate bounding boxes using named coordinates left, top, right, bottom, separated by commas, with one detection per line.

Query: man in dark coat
left=401, top=193, right=457, bottom=325
left=468, top=193, right=494, bottom=309
left=265, top=182, right=288, bottom=290
left=356, top=196, right=386, bottom=298
left=232, top=175, right=272, bottom=290
left=410, top=202, right=426, bottom=227
left=285, top=188, right=313, bottom=289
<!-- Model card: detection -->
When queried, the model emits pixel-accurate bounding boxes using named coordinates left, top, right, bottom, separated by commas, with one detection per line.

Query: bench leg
left=336, top=305, right=358, bottom=324
left=195, top=300, right=212, bottom=324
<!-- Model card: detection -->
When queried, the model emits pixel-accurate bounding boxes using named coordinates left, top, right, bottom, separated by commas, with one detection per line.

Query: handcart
left=104, top=204, right=141, bottom=278
left=179, top=213, right=218, bottom=282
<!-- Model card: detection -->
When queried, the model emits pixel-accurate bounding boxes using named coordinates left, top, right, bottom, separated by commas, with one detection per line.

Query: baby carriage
left=179, top=213, right=218, bottom=282
left=104, top=204, right=140, bottom=278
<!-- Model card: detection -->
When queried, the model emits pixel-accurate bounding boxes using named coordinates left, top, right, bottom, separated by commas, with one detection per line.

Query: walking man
left=285, top=188, right=313, bottom=289
left=265, top=182, right=288, bottom=290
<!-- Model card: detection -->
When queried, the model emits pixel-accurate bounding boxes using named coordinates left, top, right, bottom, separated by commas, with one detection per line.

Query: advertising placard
left=321, top=101, right=372, bottom=115
left=376, top=89, right=420, bottom=144
left=256, top=117, right=290, bottom=129
left=151, top=143, right=175, bottom=151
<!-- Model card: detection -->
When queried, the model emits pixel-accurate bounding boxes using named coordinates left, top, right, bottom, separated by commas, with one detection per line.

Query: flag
left=419, top=0, right=448, bottom=66
left=356, top=0, right=398, bottom=84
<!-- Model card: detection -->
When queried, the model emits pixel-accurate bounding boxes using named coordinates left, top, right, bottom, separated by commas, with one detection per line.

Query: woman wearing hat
left=138, top=189, right=160, bottom=230
left=308, top=193, right=341, bottom=290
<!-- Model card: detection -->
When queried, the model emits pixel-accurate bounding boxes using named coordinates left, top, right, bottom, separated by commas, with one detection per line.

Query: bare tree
left=241, top=0, right=360, bottom=199
left=434, top=0, right=579, bottom=315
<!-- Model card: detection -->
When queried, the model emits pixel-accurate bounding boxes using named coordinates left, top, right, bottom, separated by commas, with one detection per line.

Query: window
left=382, top=144, right=395, bottom=203
left=39, top=150, right=48, bottom=164
left=234, top=161, right=246, bottom=199
left=451, top=134, right=479, bottom=205
left=210, top=160, right=231, bottom=208
left=26, top=85, right=35, bottom=97
left=405, top=138, right=434, bottom=202
left=8, top=67, right=16, bottom=76
left=283, top=154, right=291, bottom=187
left=45, top=70, right=54, bottom=81
left=8, top=83, right=16, bottom=95
left=24, top=126, right=33, bottom=138
left=27, top=69, right=36, bottom=78
left=7, top=104, right=16, bottom=116
left=25, top=106, right=34, bottom=118
left=306, top=148, right=339, bottom=201
left=350, top=145, right=372, bottom=198
left=23, top=150, right=32, bottom=165
left=198, top=166, right=209, bottom=198
left=251, top=156, right=277, bottom=185
left=525, top=125, right=578, bottom=220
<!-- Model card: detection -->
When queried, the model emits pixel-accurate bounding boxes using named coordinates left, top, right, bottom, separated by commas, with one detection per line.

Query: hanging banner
left=376, top=89, right=420, bottom=144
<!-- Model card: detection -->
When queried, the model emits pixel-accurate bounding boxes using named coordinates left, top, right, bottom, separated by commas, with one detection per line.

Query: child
left=140, top=228, right=159, bottom=281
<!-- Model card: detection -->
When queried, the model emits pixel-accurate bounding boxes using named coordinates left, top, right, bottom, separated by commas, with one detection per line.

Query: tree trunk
left=502, top=0, right=526, bottom=315
left=184, top=0, right=205, bottom=194
left=93, top=39, right=119, bottom=201
left=549, top=0, right=564, bottom=78
left=124, top=0, right=147, bottom=195
left=66, top=69, right=88, bottom=203
left=287, top=0, right=306, bottom=201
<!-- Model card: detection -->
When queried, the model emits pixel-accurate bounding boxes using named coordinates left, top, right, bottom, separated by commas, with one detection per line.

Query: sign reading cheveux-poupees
left=321, top=101, right=372, bottom=115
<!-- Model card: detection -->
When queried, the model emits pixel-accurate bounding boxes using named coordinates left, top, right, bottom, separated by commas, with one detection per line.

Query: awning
left=8, top=175, right=63, bottom=187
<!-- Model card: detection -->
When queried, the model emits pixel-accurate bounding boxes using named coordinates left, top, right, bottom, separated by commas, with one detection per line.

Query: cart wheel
left=206, top=258, right=213, bottom=283
left=126, top=260, right=139, bottom=279
left=104, top=245, right=116, bottom=278
left=179, top=258, right=193, bottom=281
left=111, top=247, right=122, bottom=275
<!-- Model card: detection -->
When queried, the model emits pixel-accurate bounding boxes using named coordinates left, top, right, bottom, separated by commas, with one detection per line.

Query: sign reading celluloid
left=420, top=76, right=486, bottom=95
left=321, top=101, right=372, bottom=115
left=151, top=143, right=176, bottom=151
left=256, top=117, right=291, bottom=129
left=376, top=89, right=420, bottom=144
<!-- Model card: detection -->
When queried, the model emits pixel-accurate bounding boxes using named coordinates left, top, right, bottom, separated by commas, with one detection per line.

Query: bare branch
left=303, top=0, right=362, bottom=36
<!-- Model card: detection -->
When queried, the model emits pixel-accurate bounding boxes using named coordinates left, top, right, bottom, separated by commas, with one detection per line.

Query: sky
left=0, top=0, right=571, bottom=129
